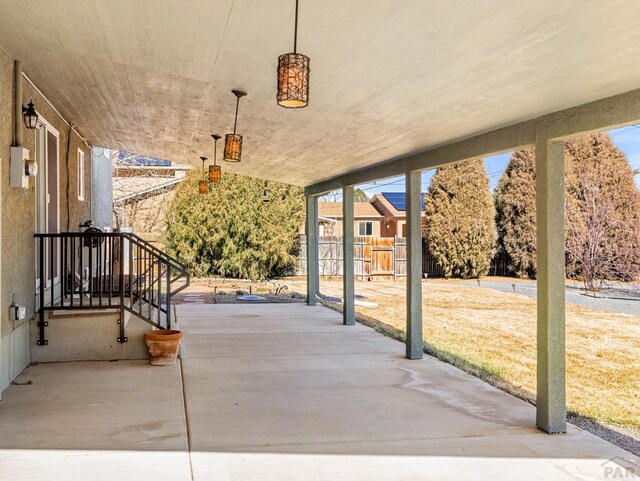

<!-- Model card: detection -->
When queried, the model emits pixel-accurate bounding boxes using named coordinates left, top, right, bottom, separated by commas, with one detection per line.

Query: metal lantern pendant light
left=224, top=90, right=247, bottom=163
left=263, top=182, right=270, bottom=203
left=277, top=0, right=309, bottom=108
left=198, top=156, right=208, bottom=194
left=209, top=134, right=222, bottom=183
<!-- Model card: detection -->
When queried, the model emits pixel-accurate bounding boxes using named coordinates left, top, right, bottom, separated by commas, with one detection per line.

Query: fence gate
left=370, top=237, right=396, bottom=279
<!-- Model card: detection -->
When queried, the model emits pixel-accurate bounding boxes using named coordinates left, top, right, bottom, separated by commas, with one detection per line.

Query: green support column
left=306, top=195, right=319, bottom=306
left=536, top=137, right=567, bottom=433
left=406, top=171, right=423, bottom=359
left=343, top=186, right=355, bottom=325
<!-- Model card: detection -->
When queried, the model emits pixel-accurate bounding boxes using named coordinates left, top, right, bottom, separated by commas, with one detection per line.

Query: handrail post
left=119, top=234, right=126, bottom=342
left=166, top=263, right=172, bottom=330
left=87, top=234, right=93, bottom=306
left=49, top=236, right=54, bottom=308
left=70, top=236, right=75, bottom=307
left=156, top=258, right=162, bottom=325
left=61, top=234, right=66, bottom=308
left=37, top=236, right=48, bottom=345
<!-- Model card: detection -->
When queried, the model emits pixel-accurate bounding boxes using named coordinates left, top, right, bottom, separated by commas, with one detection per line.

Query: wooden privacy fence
left=298, top=236, right=403, bottom=279
left=298, top=235, right=406, bottom=280
left=297, top=236, right=511, bottom=279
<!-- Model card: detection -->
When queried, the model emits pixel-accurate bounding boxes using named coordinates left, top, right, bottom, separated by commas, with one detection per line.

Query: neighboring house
left=370, top=192, right=426, bottom=237
left=307, top=194, right=427, bottom=238
left=112, top=153, right=191, bottom=237
left=315, top=202, right=383, bottom=236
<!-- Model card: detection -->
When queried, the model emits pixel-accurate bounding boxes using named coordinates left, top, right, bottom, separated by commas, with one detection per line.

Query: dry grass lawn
left=284, top=277, right=640, bottom=430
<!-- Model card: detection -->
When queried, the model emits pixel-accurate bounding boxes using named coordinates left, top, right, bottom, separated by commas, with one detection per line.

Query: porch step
left=35, top=231, right=190, bottom=349
left=30, top=310, right=153, bottom=363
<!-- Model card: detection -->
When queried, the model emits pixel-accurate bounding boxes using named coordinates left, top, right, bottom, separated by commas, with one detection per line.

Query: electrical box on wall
left=10, top=146, right=30, bottom=188
left=10, top=304, right=26, bottom=321
left=10, top=293, right=27, bottom=322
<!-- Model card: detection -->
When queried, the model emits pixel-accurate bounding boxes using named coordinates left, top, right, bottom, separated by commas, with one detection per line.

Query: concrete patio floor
left=0, top=303, right=637, bottom=480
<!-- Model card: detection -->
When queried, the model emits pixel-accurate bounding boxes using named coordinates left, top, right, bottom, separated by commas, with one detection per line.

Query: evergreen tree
left=494, top=133, right=640, bottom=287
left=353, top=188, right=369, bottom=203
left=165, top=171, right=304, bottom=280
left=423, top=159, right=497, bottom=278
left=564, top=133, right=640, bottom=288
left=495, top=148, right=537, bottom=278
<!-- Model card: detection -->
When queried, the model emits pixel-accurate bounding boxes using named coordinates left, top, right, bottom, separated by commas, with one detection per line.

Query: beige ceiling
left=1, top=0, right=640, bottom=186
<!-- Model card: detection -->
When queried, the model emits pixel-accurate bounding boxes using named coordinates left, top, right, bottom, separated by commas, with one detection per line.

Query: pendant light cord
left=293, top=0, right=299, bottom=54
left=214, top=139, right=218, bottom=166
left=233, top=97, right=240, bottom=134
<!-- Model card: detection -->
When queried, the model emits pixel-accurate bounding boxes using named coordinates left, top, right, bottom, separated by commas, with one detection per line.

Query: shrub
left=165, top=171, right=304, bottom=280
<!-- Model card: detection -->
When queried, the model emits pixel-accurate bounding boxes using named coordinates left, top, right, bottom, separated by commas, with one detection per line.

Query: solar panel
left=381, top=192, right=425, bottom=211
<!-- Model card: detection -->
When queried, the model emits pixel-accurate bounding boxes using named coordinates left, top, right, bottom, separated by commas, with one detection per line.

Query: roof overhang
left=2, top=1, right=640, bottom=188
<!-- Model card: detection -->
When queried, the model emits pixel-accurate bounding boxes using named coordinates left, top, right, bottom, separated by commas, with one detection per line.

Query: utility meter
left=25, top=158, right=38, bottom=177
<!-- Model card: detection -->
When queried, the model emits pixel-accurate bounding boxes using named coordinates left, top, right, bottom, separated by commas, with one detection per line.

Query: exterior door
left=35, top=118, right=60, bottom=288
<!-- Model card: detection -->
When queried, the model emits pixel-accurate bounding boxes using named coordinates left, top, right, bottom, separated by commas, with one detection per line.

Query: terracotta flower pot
left=144, top=330, right=183, bottom=366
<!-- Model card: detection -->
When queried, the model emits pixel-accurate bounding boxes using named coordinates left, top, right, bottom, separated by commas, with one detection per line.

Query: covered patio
left=0, top=303, right=634, bottom=480
left=0, top=1, right=639, bottom=479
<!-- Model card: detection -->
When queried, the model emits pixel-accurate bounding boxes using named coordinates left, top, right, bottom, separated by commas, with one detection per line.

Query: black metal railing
left=34, top=231, right=190, bottom=346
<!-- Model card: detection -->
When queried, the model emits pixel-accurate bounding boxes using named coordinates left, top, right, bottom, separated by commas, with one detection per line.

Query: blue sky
left=323, top=125, right=640, bottom=200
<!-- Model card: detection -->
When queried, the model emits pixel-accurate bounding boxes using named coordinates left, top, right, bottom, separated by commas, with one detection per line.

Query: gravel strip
left=569, top=414, right=639, bottom=456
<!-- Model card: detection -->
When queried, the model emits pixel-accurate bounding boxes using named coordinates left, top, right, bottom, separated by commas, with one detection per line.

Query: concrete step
left=30, top=309, right=152, bottom=363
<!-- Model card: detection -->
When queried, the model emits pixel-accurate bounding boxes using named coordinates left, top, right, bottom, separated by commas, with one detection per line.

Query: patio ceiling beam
left=305, top=120, right=535, bottom=196
left=305, top=87, right=640, bottom=196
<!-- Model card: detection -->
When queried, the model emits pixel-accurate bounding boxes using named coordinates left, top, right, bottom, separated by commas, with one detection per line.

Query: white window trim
left=77, top=148, right=85, bottom=201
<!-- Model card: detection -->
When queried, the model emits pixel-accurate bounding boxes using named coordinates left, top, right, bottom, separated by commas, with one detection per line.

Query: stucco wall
left=0, top=48, right=92, bottom=393
left=0, top=47, right=10, bottom=393
left=380, top=219, right=397, bottom=237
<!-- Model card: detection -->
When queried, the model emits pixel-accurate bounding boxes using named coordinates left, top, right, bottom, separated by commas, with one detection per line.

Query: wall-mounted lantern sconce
left=22, top=101, right=38, bottom=129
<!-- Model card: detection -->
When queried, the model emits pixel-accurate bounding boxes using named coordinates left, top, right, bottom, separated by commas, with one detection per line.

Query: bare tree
left=565, top=179, right=640, bottom=290
left=564, top=133, right=640, bottom=291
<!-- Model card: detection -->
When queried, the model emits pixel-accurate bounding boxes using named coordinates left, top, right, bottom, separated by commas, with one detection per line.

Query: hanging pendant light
left=209, top=134, right=222, bottom=183
left=198, top=156, right=208, bottom=194
left=224, top=90, right=247, bottom=163
left=277, top=0, right=309, bottom=108
left=263, top=182, right=270, bottom=203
